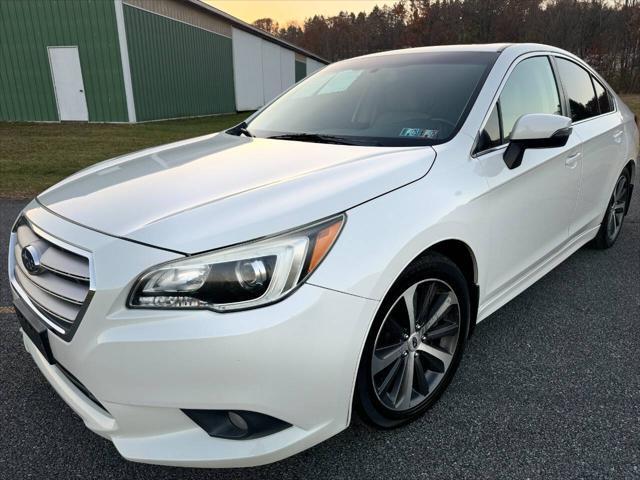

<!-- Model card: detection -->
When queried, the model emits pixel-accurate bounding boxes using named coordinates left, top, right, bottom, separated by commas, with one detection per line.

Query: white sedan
left=9, top=43, right=638, bottom=467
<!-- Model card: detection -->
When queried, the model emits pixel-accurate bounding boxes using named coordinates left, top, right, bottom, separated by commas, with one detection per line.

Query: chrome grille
left=11, top=219, right=92, bottom=339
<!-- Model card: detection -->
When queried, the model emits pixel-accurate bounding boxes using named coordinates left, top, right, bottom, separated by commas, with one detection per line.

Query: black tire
left=592, top=168, right=631, bottom=249
left=354, top=252, right=470, bottom=429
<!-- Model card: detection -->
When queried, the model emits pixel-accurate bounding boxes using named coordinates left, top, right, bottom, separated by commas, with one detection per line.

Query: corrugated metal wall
left=307, top=58, right=325, bottom=75
left=0, top=0, right=128, bottom=122
left=295, top=60, right=307, bottom=82
left=123, top=5, right=236, bottom=121
left=262, top=41, right=282, bottom=104
left=232, top=28, right=264, bottom=111
left=123, top=0, right=232, bottom=37
left=232, top=27, right=307, bottom=111
left=280, top=48, right=295, bottom=91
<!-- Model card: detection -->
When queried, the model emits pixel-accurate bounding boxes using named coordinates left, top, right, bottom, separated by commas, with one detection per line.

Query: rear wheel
left=592, top=169, right=631, bottom=249
left=354, top=253, right=470, bottom=428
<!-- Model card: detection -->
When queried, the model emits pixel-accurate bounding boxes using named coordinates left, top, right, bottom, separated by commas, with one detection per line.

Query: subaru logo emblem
left=21, top=245, right=43, bottom=275
left=411, top=336, right=419, bottom=349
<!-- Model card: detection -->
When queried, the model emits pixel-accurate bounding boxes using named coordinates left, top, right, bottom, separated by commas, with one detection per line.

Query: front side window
left=555, top=58, right=599, bottom=122
left=475, top=103, right=502, bottom=153
left=475, top=56, right=561, bottom=154
left=499, top=56, right=562, bottom=140
left=246, top=52, right=498, bottom=147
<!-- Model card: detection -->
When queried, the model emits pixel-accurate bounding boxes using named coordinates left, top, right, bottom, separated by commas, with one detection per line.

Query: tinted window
left=475, top=103, right=501, bottom=153
left=593, top=77, right=613, bottom=114
left=555, top=58, right=599, bottom=121
left=499, top=57, right=561, bottom=140
left=247, top=52, right=498, bottom=146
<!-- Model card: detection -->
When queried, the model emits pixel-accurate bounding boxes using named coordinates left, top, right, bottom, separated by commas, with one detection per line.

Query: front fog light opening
left=182, top=409, right=291, bottom=440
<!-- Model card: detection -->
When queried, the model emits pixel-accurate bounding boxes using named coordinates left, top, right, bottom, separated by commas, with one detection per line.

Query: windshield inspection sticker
left=399, top=128, right=439, bottom=139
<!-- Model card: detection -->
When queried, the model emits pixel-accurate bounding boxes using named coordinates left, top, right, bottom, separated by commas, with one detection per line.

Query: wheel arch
left=372, top=237, right=481, bottom=338
left=417, top=239, right=480, bottom=336
left=350, top=238, right=480, bottom=426
left=624, top=159, right=635, bottom=216
left=625, top=158, right=636, bottom=182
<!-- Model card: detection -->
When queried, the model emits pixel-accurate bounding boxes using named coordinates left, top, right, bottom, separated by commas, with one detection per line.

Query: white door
left=552, top=57, right=627, bottom=235
left=48, top=47, right=89, bottom=121
left=476, top=56, right=581, bottom=297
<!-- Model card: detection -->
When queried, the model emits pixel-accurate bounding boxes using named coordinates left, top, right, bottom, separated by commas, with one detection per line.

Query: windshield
left=245, top=51, right=498, bottom=147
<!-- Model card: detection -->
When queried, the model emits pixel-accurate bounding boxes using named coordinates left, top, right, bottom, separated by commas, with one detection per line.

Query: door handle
left=613, top=130, right=624, bottom=144
left=565, top=152, right=581, bottom=168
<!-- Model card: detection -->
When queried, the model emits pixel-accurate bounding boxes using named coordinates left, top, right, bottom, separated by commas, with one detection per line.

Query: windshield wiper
left=226, top=121, right=253, bottom=138
left=266, top=133, right=362, bottom=145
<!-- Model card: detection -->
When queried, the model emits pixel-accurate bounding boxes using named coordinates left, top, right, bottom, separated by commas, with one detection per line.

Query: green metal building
left=0, top=0, right=327, bottom=123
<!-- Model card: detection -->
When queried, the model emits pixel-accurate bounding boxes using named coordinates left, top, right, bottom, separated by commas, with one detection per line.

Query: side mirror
left=503, top=114, right=572, bottom=169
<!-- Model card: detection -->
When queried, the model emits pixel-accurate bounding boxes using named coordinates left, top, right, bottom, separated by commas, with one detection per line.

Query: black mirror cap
left=503, top=127, right=572, bottom=169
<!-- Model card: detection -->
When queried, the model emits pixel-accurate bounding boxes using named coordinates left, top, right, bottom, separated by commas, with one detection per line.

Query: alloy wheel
left=607, top=175, right=628, bottom=242
left=371, top=279, right=461, bottom=412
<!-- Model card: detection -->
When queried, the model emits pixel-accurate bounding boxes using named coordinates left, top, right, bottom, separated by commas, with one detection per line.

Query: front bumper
left=12, top=203, right=379, bottom=467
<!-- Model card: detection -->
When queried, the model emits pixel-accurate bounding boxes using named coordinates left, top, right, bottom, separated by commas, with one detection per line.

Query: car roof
left=356, top=43, right=570, bottom=59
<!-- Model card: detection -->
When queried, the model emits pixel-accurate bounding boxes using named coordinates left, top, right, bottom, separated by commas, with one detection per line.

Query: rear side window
left=592, top=77, right=614, bottom=114
left=555, top=58, right=599, bottom=121
left=499, top=57, right=562, bottom=140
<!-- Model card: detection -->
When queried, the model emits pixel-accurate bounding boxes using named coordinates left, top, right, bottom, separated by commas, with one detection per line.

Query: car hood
left=38, top=133, right=434, bottom=253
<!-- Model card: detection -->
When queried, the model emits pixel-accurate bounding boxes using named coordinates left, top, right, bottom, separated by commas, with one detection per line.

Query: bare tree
left=253, top=0, right=640, bottom=91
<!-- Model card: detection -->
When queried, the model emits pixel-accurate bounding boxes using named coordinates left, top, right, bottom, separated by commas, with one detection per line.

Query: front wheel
left=592, top=168, right=631, bottom=249
left=354, top=253, right=470, bottom=428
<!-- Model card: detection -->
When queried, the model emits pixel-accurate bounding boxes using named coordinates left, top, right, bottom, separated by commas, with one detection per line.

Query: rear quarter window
left=592, top=77, right=614, bottom=114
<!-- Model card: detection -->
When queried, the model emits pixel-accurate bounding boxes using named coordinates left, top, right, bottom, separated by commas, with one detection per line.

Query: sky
left=206, top=1, right=395, bottom=26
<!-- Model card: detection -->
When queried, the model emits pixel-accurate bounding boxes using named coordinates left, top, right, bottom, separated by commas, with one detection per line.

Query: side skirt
left=476, top=225, right=600, bottom=323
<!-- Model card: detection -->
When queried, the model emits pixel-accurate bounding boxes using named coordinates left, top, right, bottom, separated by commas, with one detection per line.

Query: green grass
left=1, top=97, right=639, bottom=199
left=622, top=94, right=640, bottom=119
left=0, top=113, right=249, bottom=198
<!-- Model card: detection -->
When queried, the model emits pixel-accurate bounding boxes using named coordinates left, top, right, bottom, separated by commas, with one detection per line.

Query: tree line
left=253, top=0, right=640, bottom=93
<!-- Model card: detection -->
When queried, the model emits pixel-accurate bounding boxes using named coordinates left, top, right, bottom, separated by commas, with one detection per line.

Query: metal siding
left=187, top=0, right=328, bottom=65
left=295, top=60, right=307, bottom=82
left=0, top=0, right=128, bottom=122
left=232, top=28, right=263, bottom=111
left=307, top=58, right=325, bottom=75
left=124, top=5, right=235, bottom=121
left=280, top=48, right=295, bottom=91
left=261, top=41, right=281, bottom=104
left=123, top=0, right=232, bottom=37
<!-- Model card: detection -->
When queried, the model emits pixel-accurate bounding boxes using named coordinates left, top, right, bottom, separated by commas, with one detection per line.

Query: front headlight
left=128, top=215, right=344, bottom=312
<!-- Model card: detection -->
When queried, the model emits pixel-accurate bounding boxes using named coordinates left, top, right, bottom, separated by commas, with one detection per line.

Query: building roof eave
left=185, top=0, right=329, bottom=64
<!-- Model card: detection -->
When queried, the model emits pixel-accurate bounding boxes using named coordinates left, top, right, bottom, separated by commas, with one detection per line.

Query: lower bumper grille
left=57, top=363, right=108, bottom=413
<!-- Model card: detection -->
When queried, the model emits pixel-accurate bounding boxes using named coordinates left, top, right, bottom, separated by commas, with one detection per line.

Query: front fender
left=308, top=143, right=491, bottom=305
